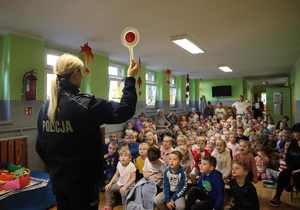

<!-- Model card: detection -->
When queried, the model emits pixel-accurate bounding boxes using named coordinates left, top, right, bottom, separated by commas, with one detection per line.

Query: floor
left=50, top=182, right=300, bottom=210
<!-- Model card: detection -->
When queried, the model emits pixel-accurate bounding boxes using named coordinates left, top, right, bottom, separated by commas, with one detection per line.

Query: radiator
left=0, top=136, right=28, bottom=167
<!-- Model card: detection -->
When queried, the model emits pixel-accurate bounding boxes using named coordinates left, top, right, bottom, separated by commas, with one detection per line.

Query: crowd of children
left=101, top=101, right=300, bottom=210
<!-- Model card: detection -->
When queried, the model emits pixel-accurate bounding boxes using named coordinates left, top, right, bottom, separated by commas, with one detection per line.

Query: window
left=46, top=73, right=56, bottom=99
left=170, top=76, right=176, bottom=106
left=46, top=52, right=60, bottom=99
left=108, top=65, right=125, bottom=102
left=47, top=54, right=59, bottom=67
left=145, top=72, right=157, bottom=107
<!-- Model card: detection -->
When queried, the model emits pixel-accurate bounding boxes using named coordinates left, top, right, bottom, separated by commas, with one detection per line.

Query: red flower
left=165, top=69, right=172, bottom=76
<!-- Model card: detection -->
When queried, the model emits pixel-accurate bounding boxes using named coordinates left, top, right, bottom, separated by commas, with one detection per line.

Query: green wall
left=156, top=71, right=169, bottom=102
left=290, top=58, right=300, bottom=123
left=81, top=53, right=109, bottom=98
left=199, top=79, right=244, bottom=103
left=0, top=36, right=3, bottom=100
left=0, top=34, right=45, bottom=101
left=176, top=75, right=185, bottom=104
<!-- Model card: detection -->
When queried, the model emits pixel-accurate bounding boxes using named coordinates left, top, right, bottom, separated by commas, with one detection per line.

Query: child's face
left=199, top=160, right=213, bottom=174
left=229, top=134, right=236, bottom=143
left=176, top=137, right=185, bottom=146
left=216, top=140, right=226, bottom=153
left=127, top=122, right=133, bottom=129
left=169, top=154, right=180, bottom=169
left=232, top=163, right=247, bottom=177
left=139, top=145, right=149, bottom=157
left=111, top=134, right=118, bottom=141
left=119, top=153, right=131, bottom=166
left=197, top=139, right=206, bottom=151
left=163, top=137, right=172, bottom=149
left=237, top=129, right=243, bottom=136
left=187, top=137, right=195, bottom=147
left=239, top=142, right=249, bottom=154
left=108, top=144, right=117, bottom=155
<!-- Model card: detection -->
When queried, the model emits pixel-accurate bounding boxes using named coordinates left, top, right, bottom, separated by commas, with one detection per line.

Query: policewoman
left=36, top=54, right=138, bottom=210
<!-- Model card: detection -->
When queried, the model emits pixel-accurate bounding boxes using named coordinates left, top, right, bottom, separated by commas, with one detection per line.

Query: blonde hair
left=48, top=54, right=84, bottom=122
left=119, top=147, right=132, bottom=157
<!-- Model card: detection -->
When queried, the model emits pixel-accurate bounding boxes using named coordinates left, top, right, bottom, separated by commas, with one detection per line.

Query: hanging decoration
left=137, top=76, right=142, bottom=96
left=165, top=68, right=172, bottom=85
left=136, top=57, right=142, bottom=96
left=80, top=42, right=94, bottom=75
left=186, top=74, right=190, bottom=100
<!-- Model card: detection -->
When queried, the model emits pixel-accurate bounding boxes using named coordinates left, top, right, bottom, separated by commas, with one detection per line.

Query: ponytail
left=47, top=53, right=84, bottom=122
left=48, top=78, right=59, bottom=122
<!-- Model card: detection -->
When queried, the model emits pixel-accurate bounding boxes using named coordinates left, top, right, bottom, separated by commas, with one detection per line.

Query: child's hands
left=105, top=183, right=112, bottom=191
left=166, top=201, right=175, bottom=210
left=120, top=186, right=127, bottom=194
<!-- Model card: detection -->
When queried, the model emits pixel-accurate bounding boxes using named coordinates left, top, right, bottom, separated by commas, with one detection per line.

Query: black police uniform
left=36, top=77, right=137, bottom=210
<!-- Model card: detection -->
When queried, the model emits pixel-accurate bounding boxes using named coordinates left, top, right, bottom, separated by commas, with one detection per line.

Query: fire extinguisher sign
left=24, top=107, right=33, bottom=116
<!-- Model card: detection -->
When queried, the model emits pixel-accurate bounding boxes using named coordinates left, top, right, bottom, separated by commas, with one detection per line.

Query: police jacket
left=36, top=77, right=137, bottom=183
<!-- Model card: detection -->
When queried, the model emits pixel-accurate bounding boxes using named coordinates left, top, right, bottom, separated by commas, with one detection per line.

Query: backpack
left=126, top=178, right=157, bottom=210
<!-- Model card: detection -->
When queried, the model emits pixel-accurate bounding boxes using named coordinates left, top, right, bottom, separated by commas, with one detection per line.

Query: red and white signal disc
left=121, top=27, right=140, bottom=48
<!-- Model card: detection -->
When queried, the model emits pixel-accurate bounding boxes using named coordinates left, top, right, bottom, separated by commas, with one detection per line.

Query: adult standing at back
left=232, top=95, right=251, bottom=117
left=36, top=54, right=139, bottom=210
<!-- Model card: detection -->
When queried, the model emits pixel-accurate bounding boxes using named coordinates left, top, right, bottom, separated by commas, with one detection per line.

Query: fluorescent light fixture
left=218, top=66, right=233, bottom=72
left=172, top=37, right=204, bottom=54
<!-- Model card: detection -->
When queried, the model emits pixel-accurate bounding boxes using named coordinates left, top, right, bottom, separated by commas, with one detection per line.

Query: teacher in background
left=36, top=54, right=138, bottom=210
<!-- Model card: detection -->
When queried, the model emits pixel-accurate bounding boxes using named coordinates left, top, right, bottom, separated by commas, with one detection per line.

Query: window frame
left=145, top=71, right=157, bottom=108
left=108, top=63, right=125, bottom=102
left=169, top=76, right=177, bottom=107
left=45, top=50, right=62, bottom=100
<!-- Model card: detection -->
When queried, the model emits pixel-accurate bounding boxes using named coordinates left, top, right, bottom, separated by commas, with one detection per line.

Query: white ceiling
left=1, top=0, right=300, bottom=79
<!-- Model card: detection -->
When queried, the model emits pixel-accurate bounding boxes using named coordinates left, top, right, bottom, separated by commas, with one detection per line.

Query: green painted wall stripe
left=199, top=79, right=244, bottom=102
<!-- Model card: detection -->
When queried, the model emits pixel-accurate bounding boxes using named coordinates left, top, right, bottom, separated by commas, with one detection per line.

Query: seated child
left=212, top=139, right=232, bottom=179
left=234, top=140, right=258, bottom=182
left=155, top=151, right=187, bottom=210
left=255, top=149, right=269, bottom=180
left=175, top=145, right=193, bottom=177
left=135, top=143, right=149, bottom=180
left=228, top=161, right=260, bottom=210
left=145, top=131, right=158, bottom=147
left=143, top=146, right=165, bottom=188
left=104, top=142, right=119, bottom=185
left=176, top=134, right=187, bottom=147
left=186, top=156, right=224, bottom=210
left=123, top=131, right=139, bottom=159
left=227, top=133, right=239, bottom=157
left=125, top=121, right=135, bottom=137
left=160, top=135, right=174, bottom=164
left=103, top=148, right=136, bottom=210
left=191, top=136, right=210, bottom=176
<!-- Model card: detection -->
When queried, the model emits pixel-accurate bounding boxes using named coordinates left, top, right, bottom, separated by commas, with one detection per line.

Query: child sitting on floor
left=228, top=161, right=260, bottom=210
left=103, top=148, right=136, bottom=210
left=160, top=135, right=174, bottom=164
left=143, top=146, right=165, bottom=189
left=234, top=140, right=258, bottom=182
left=212, top=139, right=232, bottom=179
left=103, top=142, right=119, bottom=185
left=186, top=156, right=224, bottom=210
left=155, top=151, right=187, bottom=210
left=135, top=143, right=149, bottom=180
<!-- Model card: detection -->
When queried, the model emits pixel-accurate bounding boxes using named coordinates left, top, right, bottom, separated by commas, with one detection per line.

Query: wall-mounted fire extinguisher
left=23, top=70, right=37, bottom=101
